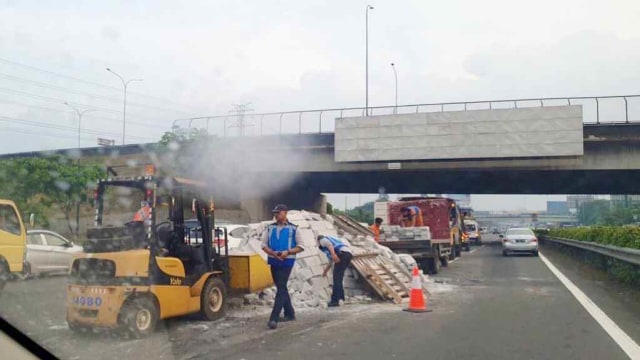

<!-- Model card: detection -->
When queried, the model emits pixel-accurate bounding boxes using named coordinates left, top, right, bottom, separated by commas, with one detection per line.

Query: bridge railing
left=173, top=95, right=640, bottom=137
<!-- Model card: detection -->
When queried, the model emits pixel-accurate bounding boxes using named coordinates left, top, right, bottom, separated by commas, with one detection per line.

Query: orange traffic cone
left=403, top=265, right=432, bottom=313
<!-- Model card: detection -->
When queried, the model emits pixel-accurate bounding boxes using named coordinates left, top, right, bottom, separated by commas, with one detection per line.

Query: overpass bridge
left=4, top=95, right=640, bottom=222
left=171, top=94, right=640, bottom=220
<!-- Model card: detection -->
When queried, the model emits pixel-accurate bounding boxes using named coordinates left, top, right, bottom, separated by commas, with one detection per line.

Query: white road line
left=538, top=252, right=640, bottom=359
left=469, top=245, right=484, bottom=254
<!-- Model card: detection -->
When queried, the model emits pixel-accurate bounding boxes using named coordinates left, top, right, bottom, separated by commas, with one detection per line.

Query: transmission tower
left=228, top=103, right=254, bottom=136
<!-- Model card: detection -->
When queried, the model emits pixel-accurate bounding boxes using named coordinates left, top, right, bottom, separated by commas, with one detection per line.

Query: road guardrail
left=542, top=236, right=640, bottom=266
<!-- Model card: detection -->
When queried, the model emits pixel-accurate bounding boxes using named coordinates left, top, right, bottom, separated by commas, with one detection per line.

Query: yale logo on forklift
left=170, top=277, right=182, bottom=286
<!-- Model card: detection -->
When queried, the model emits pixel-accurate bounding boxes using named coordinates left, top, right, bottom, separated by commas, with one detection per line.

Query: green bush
left=547, top=227, right=640, bottom=250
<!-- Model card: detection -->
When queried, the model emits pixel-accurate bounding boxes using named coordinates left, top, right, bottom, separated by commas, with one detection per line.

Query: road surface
left=1, top=235, right=639, bottom=359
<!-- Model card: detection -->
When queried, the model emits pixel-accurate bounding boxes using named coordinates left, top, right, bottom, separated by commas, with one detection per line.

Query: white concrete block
left=298, top=228, right=317, bottom=248
left=310, top=265, right=325, bottom=277
left=309, top=221, right=327, bottom=231
left=297, top=268, right=313, bottom=282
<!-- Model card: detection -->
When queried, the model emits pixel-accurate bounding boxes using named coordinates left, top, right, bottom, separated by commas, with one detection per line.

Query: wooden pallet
left=350, top=253, right=413, bottom=304
left=333, top=214, right=375, bottom=237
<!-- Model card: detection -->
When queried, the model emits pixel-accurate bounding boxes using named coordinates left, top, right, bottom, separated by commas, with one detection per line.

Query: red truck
left=374, top=197, right=465, bottom=274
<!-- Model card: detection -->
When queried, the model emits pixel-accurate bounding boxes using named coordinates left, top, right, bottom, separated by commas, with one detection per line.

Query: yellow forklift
left=66, top=169, right=270, bottom=337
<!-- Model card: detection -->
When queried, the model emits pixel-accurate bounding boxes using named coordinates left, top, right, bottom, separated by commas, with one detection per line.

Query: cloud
left=462, top=31, right=640, bottom=98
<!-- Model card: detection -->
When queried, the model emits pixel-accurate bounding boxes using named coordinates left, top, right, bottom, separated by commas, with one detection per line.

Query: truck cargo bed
left=379, top=240, right=434, bottom=259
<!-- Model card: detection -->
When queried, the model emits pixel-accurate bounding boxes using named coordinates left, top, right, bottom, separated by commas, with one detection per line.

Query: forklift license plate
left=72, top=296, right=103, bottom=307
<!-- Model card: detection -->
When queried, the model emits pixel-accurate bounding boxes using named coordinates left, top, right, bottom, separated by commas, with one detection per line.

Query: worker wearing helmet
left=401, top=205, right=424, bottom=227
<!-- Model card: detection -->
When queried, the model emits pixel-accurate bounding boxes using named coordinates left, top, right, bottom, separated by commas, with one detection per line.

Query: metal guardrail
left=543, top=236, right=640, bottom=266
left=172, top=94, right=640, bottom=137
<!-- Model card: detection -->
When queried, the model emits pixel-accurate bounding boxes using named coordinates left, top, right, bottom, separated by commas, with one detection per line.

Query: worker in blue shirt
left=261, top=204, right=304, bottom=330
left=318, top=235, right=353, bottom=307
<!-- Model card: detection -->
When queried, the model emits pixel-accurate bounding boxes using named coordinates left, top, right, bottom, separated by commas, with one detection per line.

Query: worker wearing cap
left=369, top=217, right=383, bottom=242
left=318, top=235, right=353, bottom=307
left=401, top=205, right=424, bottom=227
left=261, top=204, right=304, bottom=330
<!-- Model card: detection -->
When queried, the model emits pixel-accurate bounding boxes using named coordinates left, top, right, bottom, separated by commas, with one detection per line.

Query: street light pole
left=64, top=102, right=95, bottom=241
left=391, top=63, right=398, bottom=114
left=106, top=68, right=143, bottom=145
left=366, top=5, right=374, bottom=116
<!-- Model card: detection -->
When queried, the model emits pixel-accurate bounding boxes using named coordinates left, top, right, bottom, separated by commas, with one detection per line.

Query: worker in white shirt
left=318, top=235, right=353, bottom=307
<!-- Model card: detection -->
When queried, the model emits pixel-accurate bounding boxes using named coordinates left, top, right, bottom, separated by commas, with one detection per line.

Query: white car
left=184, top=219, right=249, bottom=251
left=23, top=230, right=83, bottom=278
left=464, top=220, right=482, bottom=245
left=501, top=227, right=538, bottom=257
left=216, top=224, right=250, bottom=250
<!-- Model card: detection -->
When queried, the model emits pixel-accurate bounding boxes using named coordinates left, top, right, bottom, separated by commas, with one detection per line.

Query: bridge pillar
left=240, top=194, right=271, bottom=223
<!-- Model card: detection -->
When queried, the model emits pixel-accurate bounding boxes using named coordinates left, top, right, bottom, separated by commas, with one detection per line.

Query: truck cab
left=0, top=199, right=27, bottom=294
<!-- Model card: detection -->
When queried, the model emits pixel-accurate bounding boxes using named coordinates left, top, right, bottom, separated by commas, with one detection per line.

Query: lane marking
left=469, top=247, right=480, bottom=254
left=538, top=252, right=640, bottom=359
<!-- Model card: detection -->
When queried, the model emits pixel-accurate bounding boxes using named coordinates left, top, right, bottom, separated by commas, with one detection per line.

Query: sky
left=1, top=0, right=638, bottom=210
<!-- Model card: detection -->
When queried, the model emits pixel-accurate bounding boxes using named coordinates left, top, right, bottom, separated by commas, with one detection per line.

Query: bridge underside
left=266, top=169, right=640, bottom=195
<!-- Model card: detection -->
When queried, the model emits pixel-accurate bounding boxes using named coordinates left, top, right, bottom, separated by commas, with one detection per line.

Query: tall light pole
left=64, top=102, right=95, bottom=151
left=365, top=5, right=374, bottom=116
left=390, top=63, right=398, bottom=114
left=106, top=68, right=143, bottom=145
left=64, top=102, right=95, bottom=241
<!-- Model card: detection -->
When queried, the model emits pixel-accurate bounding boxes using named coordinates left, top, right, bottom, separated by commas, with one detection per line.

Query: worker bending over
left=401, top=206, right=424, bottom=227
left=318, top=235, right=353, bottom=307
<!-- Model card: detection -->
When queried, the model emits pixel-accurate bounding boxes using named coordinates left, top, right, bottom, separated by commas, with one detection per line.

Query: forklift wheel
left=201, top=277, right=226, bottom=321
left=120, top=297, right=158, bottom=338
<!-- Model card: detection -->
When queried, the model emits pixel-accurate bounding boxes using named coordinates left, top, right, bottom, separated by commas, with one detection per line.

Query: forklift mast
left=195, top=199, right=214, bottom=273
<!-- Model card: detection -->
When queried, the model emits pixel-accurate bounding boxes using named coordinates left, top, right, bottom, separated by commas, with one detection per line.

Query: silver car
left=22, top=230, right=83, bottom=278
left=501, top=227, right=539, bottom=257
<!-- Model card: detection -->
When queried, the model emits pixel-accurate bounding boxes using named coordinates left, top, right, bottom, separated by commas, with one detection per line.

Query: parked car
left=500, top=227, right=538, bottom=257
left=22, top=230, right=83, bottom=278
left=183, top=219, right=249, bottom=251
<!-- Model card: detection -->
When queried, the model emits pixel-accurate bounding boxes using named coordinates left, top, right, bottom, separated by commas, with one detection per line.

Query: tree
left=0, top=156, right=105, bottom=234
left=577, top=200, right=615, bottom=225
left=345, top=201, right=375, bottom=225
left=159, top=127, right=208, bottom=147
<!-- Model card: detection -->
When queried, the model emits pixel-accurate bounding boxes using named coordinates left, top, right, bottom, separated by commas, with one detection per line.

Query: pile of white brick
left=378, top=225, right=432, bottom=242
left=232, top=210, right=429, bottom=308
